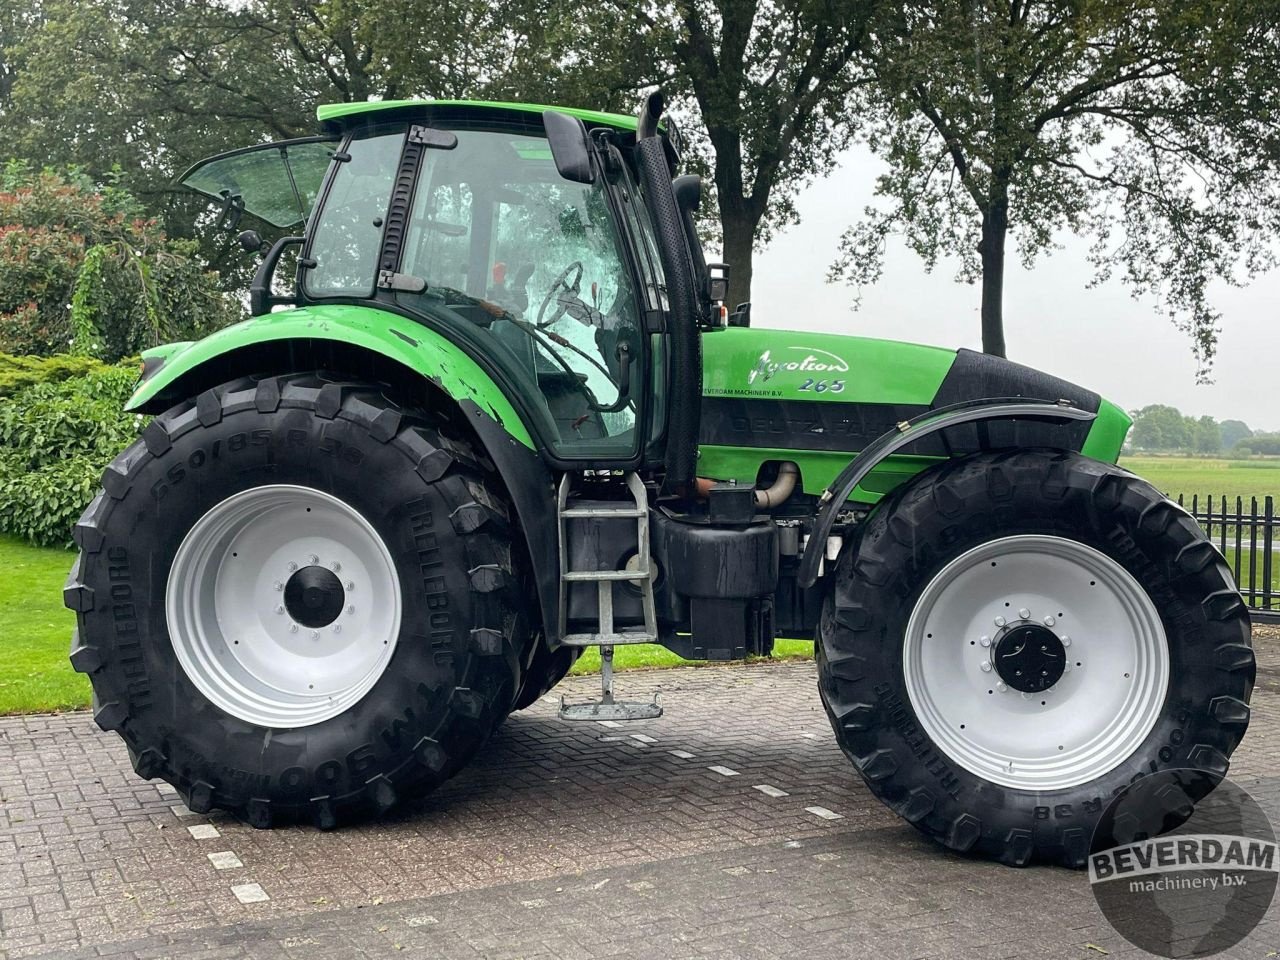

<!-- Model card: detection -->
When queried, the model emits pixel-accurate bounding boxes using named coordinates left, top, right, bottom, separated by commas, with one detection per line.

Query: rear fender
left=128, top=304, right=563, bottom=641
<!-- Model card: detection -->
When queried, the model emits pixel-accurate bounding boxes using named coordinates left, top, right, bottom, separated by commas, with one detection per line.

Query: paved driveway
left=3, top=630, right=1279, bottom=960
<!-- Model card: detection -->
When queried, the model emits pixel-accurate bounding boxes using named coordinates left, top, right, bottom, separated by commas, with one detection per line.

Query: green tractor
left=65, top=94, right=1254, bottom=866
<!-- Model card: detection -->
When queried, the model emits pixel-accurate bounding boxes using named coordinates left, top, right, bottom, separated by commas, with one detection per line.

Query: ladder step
left=560, top=506, right=647, bottom=519
left=563, top=569, right=650, bottom=582
left=561, top=631, right=658, bottom=647
left=558, top=698, right=663, bottom=722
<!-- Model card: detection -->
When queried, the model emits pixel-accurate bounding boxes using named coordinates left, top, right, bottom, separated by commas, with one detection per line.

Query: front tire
left=66, top=374, right=532, bottom=828
left=817, top=450, right=1254, bottom=866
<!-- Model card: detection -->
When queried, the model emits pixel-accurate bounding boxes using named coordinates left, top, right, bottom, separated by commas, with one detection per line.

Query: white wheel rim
left=903, top=534, right=1169, bottom=790
left=166, top=484, right=402, bottom=728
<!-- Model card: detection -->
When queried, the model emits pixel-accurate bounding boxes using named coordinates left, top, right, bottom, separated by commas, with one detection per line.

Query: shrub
left=0, top=163, right=242, bottom=362
left=0, top=362, right=143, bottom=546
left=0, top=350, right=116, bottom=397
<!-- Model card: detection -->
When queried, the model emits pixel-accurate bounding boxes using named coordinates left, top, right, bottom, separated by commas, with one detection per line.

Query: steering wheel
left=535, top=261, right=584, bottom=329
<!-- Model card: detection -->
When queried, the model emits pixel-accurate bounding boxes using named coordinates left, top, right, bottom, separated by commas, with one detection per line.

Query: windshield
left=305, top=125, right=650, bottom=460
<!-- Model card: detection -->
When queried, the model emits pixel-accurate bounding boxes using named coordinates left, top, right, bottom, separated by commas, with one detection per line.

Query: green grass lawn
left=569, top=638, right=813, bottom=676
left=1120, top=455, right=1280, bottom=503
left=0, top=535, right=85, bottom=714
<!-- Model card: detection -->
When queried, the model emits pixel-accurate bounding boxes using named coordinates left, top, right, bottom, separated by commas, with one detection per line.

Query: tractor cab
left=179, top=98, right=707, bottom=473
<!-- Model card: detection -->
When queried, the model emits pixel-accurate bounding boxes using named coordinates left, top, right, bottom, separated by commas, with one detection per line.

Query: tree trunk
left=977, top=198, right=1009, bottom=357
left=719, top=204, right=758, bottom=311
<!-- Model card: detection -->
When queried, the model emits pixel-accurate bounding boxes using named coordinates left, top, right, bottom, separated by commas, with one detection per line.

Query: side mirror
left=543, top=111, right=595, bottom=184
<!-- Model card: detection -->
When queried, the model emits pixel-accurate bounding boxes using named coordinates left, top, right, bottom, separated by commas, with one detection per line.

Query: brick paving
left=2, top=629, right=1279, bottom=960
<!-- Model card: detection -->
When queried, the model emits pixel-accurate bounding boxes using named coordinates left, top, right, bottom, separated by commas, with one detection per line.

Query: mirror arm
left=250, top=236, right=304, bottom=316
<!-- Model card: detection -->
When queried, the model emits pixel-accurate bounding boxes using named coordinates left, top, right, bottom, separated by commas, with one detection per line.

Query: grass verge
left=0, top=535, right=84, bottom=714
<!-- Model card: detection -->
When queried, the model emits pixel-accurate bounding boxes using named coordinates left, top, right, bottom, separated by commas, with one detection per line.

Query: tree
left=1192, top=415, right=1221, bottom=455
left=501, top=0, right=875, bottom=308
left=1219, top=419, right=1253, bottom=450
left=2, top=0, right=612, bottom=288
left=1129, top=404, right=1189, bottom=451
left=833, top=0, right=1280, bottom=373
left=0, top=163, right=241, bottom=361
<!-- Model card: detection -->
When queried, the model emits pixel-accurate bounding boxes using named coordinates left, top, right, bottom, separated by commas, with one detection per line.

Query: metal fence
left=1174, top=494, right=1277, bottom=623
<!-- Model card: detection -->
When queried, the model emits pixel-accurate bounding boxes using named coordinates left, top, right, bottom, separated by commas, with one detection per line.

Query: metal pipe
left=754, top=461, right=799, bottom=509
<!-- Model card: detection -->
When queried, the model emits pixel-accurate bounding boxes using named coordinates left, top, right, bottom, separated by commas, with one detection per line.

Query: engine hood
left=696, top=326, right=1131, bottom=501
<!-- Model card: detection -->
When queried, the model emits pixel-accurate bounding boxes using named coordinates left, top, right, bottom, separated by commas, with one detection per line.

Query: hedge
left=0, top=356, right=143, bottom=546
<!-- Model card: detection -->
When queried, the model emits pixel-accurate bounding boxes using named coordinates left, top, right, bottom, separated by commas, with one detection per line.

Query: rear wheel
left=66, top=374, right=532, bottom=827
left=817, top=449, right=1254, bottom=866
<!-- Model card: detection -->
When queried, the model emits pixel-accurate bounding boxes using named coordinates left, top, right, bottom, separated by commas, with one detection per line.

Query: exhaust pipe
left=754, top=461, right=799, bottom=509
left=637, top=90, right=665, bottom=140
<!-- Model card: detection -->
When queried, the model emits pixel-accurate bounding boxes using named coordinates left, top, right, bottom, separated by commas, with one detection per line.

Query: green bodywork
left=131, top=306, right=1131, bottom=505
left=316, top=99, right=645, bottom=134
left=128, top=304, right=536, bottom=449
left=696, top=326, right=1131, bottom=502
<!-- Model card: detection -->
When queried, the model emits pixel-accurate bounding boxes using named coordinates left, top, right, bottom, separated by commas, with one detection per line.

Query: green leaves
left=835, top=0, right=1280, bottom=373
left=0, top=360, right=142, bottom=547
left=0, top=165, right=242, bottom=362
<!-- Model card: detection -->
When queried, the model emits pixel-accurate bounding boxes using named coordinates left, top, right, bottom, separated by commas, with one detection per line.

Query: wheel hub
left=993, top=623, right=1065, bottom=692
left=284, top=565, right=346, bottom=628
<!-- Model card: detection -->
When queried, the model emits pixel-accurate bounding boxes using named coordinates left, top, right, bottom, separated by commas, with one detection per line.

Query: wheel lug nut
left=979, top=635, right=991, bottom=648
left=1021, top=692, right=1031, bottom=700
left=275, top=605, right=284, bottom=615
left=347, top=604, right=356, bottom=615
left=1018, top=608, right=1030, bottom=619
left=1061, top=635, right=1071, bottom=647
left=308, top=554, right=319, bottom=565
left=310, top=631, right=319, bottom=641
left=331, top=561, right=342, bottom=573
left=1044, top=615, right=1056, bottom=627
left=994, top=616, right=1006, bottom=627
left=287, top=561, right=298, bottom=572
left=274, top=581, right=283, bottom=592
left=289, top=624, right=298, bottom=634
left=333, top=624, right=342, bottom=634
left=345, top=581, right=355, bottom=591
left=980, top=661, right=992, bottom=672
left=997, top=682, right=1007, bottom=692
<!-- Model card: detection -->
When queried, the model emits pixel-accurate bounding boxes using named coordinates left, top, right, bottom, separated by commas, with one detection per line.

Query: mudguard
left=129, top=304, right=534, bottom=447
left=796, top=398, right=1096, bottom=588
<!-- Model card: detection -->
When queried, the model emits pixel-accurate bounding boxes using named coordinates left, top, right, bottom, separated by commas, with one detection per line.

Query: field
left=1120, top=455, right=1280, bottom=503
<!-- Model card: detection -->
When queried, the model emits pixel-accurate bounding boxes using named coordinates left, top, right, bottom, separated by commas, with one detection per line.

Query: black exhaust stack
left=633, top=90, right=702, bottom=496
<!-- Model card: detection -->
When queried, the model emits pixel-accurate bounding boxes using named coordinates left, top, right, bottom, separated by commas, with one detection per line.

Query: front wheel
left=817, top=450, right=1254, bottom=867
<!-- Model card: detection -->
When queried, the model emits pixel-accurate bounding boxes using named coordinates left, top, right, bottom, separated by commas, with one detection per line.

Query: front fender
left=129, top=304, right=535, bottom=450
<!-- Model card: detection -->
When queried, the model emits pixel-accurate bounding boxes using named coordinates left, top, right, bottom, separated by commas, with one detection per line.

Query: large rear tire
left=66, top=374, right=533, bottom=828
left=817, top=449, right=1254, bottom=867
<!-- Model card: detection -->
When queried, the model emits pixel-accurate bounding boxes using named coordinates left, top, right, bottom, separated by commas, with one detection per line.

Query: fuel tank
left=697, top=327, right=1131, bottom=502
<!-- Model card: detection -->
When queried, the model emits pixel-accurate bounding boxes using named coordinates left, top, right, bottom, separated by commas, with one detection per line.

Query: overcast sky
left=743, top=144, right=1280, bottom=432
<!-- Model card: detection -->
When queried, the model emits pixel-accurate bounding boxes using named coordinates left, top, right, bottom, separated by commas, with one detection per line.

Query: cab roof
left=316, top=99, right=641, bottom=134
